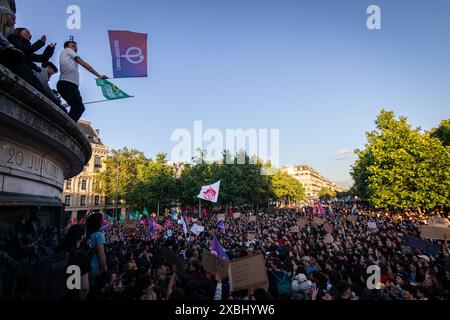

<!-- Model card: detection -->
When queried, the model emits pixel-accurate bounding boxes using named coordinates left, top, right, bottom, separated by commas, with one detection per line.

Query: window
left=65, top=179, right=72, bottom=190
left=64, top=195, right=71, bottom=206
left=94, top=195, right=100, bottom=206
left=80, top=196, right=86, bottom=206
left=94, top=156, right=102, bottom=168
left=81, top=179, right=87, bottom=190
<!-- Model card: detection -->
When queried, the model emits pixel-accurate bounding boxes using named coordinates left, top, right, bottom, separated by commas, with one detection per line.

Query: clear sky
left=18, top=0, right=450, bottom=188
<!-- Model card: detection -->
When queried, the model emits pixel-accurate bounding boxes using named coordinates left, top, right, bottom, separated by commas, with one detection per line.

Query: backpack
left=274, top=272, right=292, bottom=297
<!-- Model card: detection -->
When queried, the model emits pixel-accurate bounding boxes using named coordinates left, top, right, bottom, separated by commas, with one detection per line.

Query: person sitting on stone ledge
left=0, top=1, right=28, bottom=81
left=34, top=61, right=67, bottom=112
left=7, top=27, right=57, bottom=97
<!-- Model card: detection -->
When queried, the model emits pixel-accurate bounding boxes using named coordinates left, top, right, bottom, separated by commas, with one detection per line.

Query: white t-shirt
left=59, top=48, right=79, bottom=86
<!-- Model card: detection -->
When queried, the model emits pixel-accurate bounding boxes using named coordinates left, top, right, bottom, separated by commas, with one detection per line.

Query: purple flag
left=211, top=236, right=229, bottom=261
left=108, top=30, right=148, bottom=78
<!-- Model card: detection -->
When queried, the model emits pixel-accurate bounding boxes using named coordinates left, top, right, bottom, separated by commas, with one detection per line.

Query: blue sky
left=18, top=0, right=450, bottom=188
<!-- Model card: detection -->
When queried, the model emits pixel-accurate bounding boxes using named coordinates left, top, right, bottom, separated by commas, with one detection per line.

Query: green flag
left=96, top=79, right=133, bottom=100
left=143, top=207, right=149, bottom=217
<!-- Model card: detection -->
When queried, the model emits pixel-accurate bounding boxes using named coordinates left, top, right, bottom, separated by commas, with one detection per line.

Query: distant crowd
left=0, top=1, right=107, bottom=122
left=58, top=202, right=450, bottom=301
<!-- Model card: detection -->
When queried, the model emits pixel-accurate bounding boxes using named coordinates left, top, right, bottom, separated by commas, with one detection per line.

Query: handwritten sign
left=247, top=233, right=256, bottom=241
left=347, top=216, right=358, bottom=224
left=228, top=254, right=269, bottom=292
left=249, top=216, right=257, bottom=222
left=324, top=223, right=333, bottom=233
left=290, top=225, right=300, bottom=234
left=368, top=222, right=377, bottom=229
left=233, top=212, right=241, bottom=219
left=428, top=217, right=450, bottom=226
left=217, top=214, right=226, bottom=222
left=420, top=225, right=450, bottom=240
left=297, top=218, right=308, bottom=229
left=201, top=250, right=229, bottom=279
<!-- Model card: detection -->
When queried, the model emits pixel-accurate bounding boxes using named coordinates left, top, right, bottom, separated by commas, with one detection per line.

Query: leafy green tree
left=318, top=187, right=337, bottom=200
left=351, top=110, right=450, bottom=209
left=430, top=119, right=450, bottom=147
left=271, top=170, right=305, bottom=203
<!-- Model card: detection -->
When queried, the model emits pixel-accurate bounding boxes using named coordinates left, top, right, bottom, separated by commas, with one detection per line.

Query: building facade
left=281, top=165, right=344, bottom=199
left=61, top=120, right=126, bottom=221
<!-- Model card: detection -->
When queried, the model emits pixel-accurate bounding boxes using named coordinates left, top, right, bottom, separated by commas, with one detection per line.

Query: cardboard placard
left=249, top=216, right=257, bottom=222
left=297, top=218, right=308, bottom=229
left=161, top=247, right=186, bottom=274
left=201, top=250, right=229, bottom=279
left=324, top=223, right=333, bottom=233
left=313, top=217, right=325, bottom=225
left=404, top=236, right=441, bottom=256
left=228, top=254, right=269, bottom=292
left=368, top=222, right=377, bottom=229
left=428, top=217, right=450, bottom=226
left=347, top=216, right=358, bottom=224
left=247, top=233, right=256, bottom=241
left=290, top=225, right=300, bottom=234
left=420, top=225, right=450, bottom=240
left=233, top=212, right=241, bottom=219
left=217, top=214, right=226, bottom=222
left=324, top=233, right=334, bottom=244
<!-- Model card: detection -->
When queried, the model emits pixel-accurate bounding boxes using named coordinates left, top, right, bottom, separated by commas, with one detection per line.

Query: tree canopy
left=351, top=110, right=450, bottom=209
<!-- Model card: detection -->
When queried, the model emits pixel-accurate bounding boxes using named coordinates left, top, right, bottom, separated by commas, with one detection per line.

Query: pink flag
left=108, top=30, right=148, bottom=78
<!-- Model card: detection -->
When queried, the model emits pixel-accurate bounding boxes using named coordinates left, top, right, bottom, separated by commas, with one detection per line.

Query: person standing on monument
left=57, top=40, right=108, bottom=122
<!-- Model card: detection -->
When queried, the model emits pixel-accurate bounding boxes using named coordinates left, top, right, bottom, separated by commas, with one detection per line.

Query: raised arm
left=74, top=56, right=108, bottom=79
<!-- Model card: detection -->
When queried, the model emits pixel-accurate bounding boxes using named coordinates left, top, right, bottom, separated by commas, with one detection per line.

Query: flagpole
left=84, top=97, right=135, bottom=105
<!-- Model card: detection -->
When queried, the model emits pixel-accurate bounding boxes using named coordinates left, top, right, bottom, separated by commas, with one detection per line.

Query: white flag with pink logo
left=197, top=181, right=221, bottom=203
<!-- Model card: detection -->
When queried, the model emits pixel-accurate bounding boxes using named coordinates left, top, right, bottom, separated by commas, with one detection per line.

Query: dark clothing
left=57, top=80, right=85, bottom=122
left=64, top=248, right=91, bottom=300
left=6, top=35, right=54, bottom=72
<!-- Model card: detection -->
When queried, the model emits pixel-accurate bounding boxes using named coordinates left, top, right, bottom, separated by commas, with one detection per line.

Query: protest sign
left=404, top=235, right=441, bottom=256
left=368, top=222, right=377, bottom=229
left=201, top=250, right=229, bottom=279
left=313, top=217, right=325, bottom=225
left=191, top=224, right=205, bottom=236
left=228, top=254, right=269, bottom=292
left=290, top=225, right=300, bottom=234
left=347, top=216, right=358, bottom=224
left=249, top=216, right=257, bottom=222
left=324, top=223, right=333, bottom=233
left=420, top=225, right=450, bottom=240
left=161, top=247, right=186, bottom=274
left=298, top=217, right=308, bottom=229
left=428, top=217, right=450, bottom=226
left=324, top=233, right=334, bottom=244
left=247, top=233, right=256, bottom=241
left=233, top=212, right=241, bottom=219
left=217, top=214, right=226, bottom=222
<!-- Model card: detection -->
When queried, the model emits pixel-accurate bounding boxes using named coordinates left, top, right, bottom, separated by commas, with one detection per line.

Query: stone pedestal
left=0, top=64, right=92, bottom=299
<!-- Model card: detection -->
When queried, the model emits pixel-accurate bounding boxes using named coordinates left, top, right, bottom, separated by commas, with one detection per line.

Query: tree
left=271, top=171, right=306, bottom=203
left=351, top=110, right=450, bottom=209
left=318, top=187, right=336, bottom=200
left=430, top=119, right=450, bottom=147
left=94, top=148, right=149, bottom=206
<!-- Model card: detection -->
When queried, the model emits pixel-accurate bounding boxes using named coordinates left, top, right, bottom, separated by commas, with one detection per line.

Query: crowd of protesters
left=58, top=202, right=450, bottom=301
left=0, top=0, right=108, bottom=122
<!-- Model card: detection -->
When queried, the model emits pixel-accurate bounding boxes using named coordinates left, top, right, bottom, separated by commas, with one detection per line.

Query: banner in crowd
left=228, top=254, right=269, bottom=292
left=96, top=79, right=133, bottom=100
left=404, top=235, right=441, bottom=256
left=108, top=30, right=148, bottom=78
left=191, top=224, right=205, bottom=236
left=198, top=181, right=221, bottom=203
left=420, top=225, right=450, bottom=240
left=201, top=250, right=229, bottom=279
